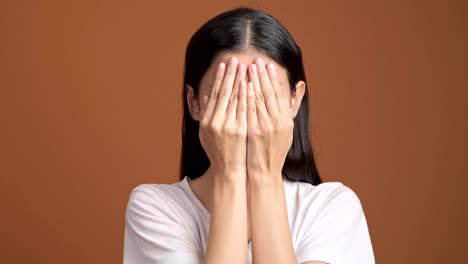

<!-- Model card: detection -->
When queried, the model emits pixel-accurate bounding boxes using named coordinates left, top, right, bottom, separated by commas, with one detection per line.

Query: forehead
left=212, top=49, right=279, bottom=68
left=205, top=49, right=289, bottom=81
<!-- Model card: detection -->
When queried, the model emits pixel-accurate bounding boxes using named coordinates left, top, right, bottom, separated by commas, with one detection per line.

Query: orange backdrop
left=1, top=0, right=467, bottom=263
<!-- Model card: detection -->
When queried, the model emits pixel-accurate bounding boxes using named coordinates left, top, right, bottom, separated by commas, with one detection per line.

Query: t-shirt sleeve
left=295, top=184, right=375, bottom=264
left=123, top=185, right=202, bottom=264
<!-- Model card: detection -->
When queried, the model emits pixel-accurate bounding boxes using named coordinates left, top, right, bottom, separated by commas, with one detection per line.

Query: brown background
left=1, top=0, right=467, bottom=263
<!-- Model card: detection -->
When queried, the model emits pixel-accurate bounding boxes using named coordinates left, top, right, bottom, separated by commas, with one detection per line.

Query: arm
left=249, top=176, right=296, bottom=263
left=204, top=174, right=248, bottom=264
left=246, top=59, right=296, bottom=263
left=246, top=59, right=328, bottom=264
left=197, top=57, right=249, bottom=264
left=249, top=178, right=327, bottom=264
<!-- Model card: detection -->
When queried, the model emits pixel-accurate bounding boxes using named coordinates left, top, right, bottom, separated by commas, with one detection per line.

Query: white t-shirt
left=124, top=176, right=375, bottom=264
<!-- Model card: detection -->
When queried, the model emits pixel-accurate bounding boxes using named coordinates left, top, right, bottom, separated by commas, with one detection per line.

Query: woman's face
left=198, top=49, right=293, bottom=105
left=187, top=48, right=305, bottom=120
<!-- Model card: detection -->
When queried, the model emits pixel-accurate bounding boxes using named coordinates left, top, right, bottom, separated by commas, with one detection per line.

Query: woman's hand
left=246, top=58, right=294, bottom=184
left=200, top=57, right=250, bottom=264
left=199, top=57, right=248, bottom=181
left=247, top=58, right=298, bottom=264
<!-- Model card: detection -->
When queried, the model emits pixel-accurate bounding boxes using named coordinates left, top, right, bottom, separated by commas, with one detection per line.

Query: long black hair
left=180, top=7, right=322, bottom=185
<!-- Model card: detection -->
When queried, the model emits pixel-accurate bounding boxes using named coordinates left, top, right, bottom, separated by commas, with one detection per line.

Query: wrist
left=210, top=167, right=247, bottom=185
left=248, top=175, right=285, bottom=203
left=211, top=171, right=247, bottom=209
left=248, top=172, right=283, bottom=188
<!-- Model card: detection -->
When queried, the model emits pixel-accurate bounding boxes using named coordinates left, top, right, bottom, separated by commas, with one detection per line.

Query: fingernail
left=219, top=62, right=226, bottom=69
left=230, top=57, right=238, bottom=65
left=240, top=80, right=246, bottom=91
left=268, top=63, right=275, bottom=71
left=257, top=58, right=264, bottom=66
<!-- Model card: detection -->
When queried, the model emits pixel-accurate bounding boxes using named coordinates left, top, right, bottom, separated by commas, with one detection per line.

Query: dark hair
left=180, top=7, right=322, bottom=185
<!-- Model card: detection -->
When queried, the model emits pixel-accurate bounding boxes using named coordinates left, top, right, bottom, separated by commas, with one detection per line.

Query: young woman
left=124, top=7, right=374, bottom=264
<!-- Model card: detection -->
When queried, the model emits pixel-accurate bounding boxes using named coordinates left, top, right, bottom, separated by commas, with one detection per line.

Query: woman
left=124, top=7, right=374, bottom=264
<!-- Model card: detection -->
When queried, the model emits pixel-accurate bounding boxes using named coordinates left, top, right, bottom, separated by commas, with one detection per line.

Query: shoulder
left=289, top=181, right=375, bottom=263
left=285, top=180, right=366, bottom=227
left=128, top=182, right=183, bottom=205
left=125, top=181, right=190, bottom=223
left=287, top=180, right=361, bottom=208
left=128, top=181, right=187, bottom=204
left=123, top=181, right=204, bottom=262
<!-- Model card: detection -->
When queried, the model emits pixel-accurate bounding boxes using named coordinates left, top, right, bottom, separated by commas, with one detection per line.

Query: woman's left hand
left=246, top=58, right=294, bottom=184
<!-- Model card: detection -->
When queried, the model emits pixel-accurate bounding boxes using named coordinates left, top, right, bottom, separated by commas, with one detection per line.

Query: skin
left=186, top=49, right=325, bottom=264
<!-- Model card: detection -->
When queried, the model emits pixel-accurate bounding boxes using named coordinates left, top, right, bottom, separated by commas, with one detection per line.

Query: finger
left=267, top=62, right=288, bottom=114
left=256, top=59, right=279, bottom=118
left=226, top=63, right=246, bottom=123
left=201, top=95, right=208, bottom=113
left=202, top=62, right=226, bottom=121
left=248, top=64, right=269, bottom=123
left=283, top=96, right=293, bottom=118
left=237, top=80, right=247, bottom=125
left=213, top=57, right=238, bottom=118
left=247, top=82, right=258, bottom=130
left=232, top=63, right=246, bottom=102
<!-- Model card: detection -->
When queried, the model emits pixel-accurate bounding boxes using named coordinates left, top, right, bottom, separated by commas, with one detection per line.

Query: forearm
left=250, top=176, right=296, bottom=264
left=204, top=173, right=248, bottom=264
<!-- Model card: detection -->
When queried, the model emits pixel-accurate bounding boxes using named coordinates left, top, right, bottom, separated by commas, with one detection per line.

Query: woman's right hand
left=199, top=57, right=248, bottom=181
